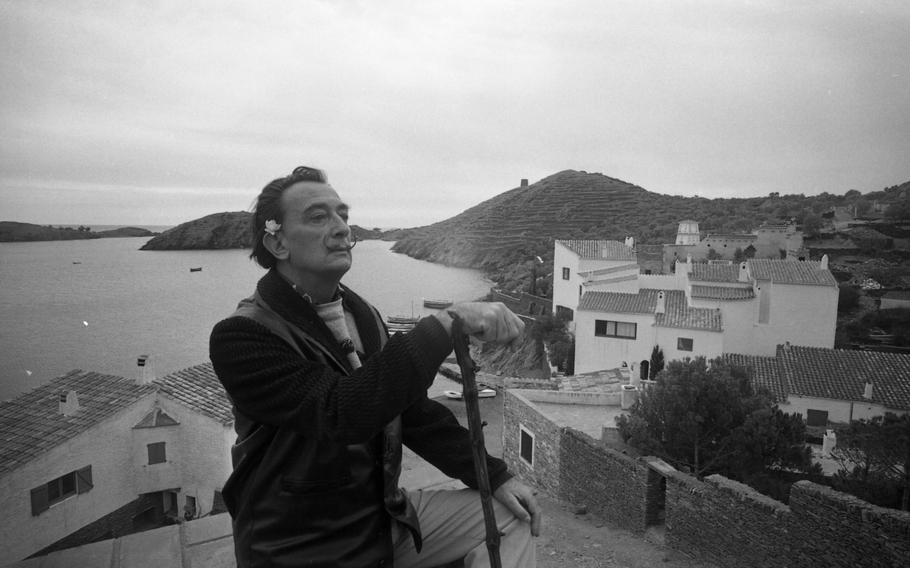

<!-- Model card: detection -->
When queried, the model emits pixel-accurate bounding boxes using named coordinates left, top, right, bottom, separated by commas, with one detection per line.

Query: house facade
left=0, top=363, right=233, bottom=561
left=725, top=345, right=910, bottom=426
left=552, top=239, right=637, bottom=326
left=557, top=236, right=839, bottom=374
left=663, top=220, right=805, bottom=272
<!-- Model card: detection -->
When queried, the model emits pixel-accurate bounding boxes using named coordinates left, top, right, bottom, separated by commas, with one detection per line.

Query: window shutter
left=30, top=485, right=49, bottom=515
left=76, top=465, right=93, bottom=494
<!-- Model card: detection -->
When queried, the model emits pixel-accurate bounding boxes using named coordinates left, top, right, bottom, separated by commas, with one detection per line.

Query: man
left=210, top=166, right=540, bottom=567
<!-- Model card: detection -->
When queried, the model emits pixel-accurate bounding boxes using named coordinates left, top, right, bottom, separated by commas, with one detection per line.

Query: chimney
left=520, top=178, right=528, bottom=187
left=820, top=254, right=829, bottom=270
left=58, top=390, right=81, bottom=416
left=655, top=291, right=666, bottom=314
left=738, top=261, right=749, bottom=282
left=863, top=381, right=873, bottom=400
left=137, top=354, right=155, bottom=384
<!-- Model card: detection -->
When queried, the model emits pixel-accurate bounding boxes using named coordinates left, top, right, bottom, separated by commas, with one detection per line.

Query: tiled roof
left=778, top=345, right=910, bottom=410
left=747, top=259, right=837, bottom=287
left=0, top=370, right=156, bottom=476
left=703, top=233, right=757, bottom=241
left=585, top=263, right=640, bottom=276
left=725, top=346, right=910, bottom=411
left=690, top=285, right=755, bottom=301
left=722, top=353, right=787, bottom=401
left=155, top=363, right=234, bottom=426
left=579, top=289, right=722, bottom=332
left=690, top=263, right=740, bottom=283
left=556, top=239, right=635, bottom=261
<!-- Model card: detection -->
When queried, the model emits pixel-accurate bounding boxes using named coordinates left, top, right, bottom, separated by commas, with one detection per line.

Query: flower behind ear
left=264, top=219, right=281, bottom=236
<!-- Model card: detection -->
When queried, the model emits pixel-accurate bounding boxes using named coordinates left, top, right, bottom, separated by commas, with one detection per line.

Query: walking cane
left=449, top=313, right=503, bottom=568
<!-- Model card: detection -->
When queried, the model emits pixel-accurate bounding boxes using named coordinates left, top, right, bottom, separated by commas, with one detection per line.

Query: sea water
left=0, top=238, right=492, bottom=401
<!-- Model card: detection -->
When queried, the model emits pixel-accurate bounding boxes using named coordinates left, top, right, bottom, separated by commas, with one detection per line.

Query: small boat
left=72, top=261, right=82, bottom=265
left=189, top=267, right=202, bottom=272
left=443, top=388, right=496, bottom=400
left=423, top=298, right=453, bottom=309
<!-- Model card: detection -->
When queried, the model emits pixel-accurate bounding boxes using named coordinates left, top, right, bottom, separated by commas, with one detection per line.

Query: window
left=595, top=319, right=637, bottom=339
left=31, top=466, right=93, bottom=515
left=555, top=305, right=574, bottom=321
left=148, top=441, right=167, bottom=465
left=561, top=267, right=570, bottom=280
left=677, top=337, right=693, bottom=351
left=519, top=426, right=535, bottom=467
left=806, top=409, right=829, bottom=427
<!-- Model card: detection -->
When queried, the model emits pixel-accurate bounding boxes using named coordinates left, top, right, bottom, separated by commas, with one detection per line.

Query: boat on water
left=386, top=316, right=418, bottom=333
left=443, top=388, right=497, bottom=400
left=423, top=298, right=453, bottom=309
left=189, top=267, right=202, bottom=272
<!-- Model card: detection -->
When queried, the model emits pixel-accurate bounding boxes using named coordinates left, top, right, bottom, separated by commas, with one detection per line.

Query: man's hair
left=249, top=166, right=328, bottom=269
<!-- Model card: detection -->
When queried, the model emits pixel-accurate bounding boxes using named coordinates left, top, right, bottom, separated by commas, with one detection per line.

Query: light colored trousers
left=392, top=488, right=537, bottom=568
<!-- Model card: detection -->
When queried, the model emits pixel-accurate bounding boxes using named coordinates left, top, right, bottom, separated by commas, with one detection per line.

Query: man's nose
left=330, top=214, right=350, bottom=237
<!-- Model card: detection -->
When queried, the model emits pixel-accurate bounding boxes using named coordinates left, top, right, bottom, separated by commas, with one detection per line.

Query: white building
left=552, top=239, right=638, bottom=325
left=0, top=362, right=233, bottom=562
left=555, top=237, right=839, bottom=375
left=725, top=345, right=910, bottom=425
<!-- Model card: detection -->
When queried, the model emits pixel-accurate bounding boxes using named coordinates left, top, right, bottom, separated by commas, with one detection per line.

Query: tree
left=648, top=345, right=664, bottom=379
left=616, top=357, right=815, bottom=486
left=837, top=284, right=860, bottom=313
left=831, top=413, right=910, bottom=510
left=801, top=213, right=823, bottom=237
left=884, top=198, right=910, bottom=220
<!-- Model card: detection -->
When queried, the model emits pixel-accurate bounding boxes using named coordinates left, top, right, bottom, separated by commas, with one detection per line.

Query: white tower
left=676, top=220, right=700, bottom=245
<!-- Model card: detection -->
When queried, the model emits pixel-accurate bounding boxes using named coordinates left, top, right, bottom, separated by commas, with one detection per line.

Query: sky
left=1, top=0, right=909, bottom=228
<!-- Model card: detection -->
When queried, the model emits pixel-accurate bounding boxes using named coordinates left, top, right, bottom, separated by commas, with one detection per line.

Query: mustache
left=328, top=234, right=358, bottom=251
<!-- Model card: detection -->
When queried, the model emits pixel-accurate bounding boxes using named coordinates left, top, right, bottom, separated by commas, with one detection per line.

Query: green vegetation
left=616, top=357, right=820, bottom=502
left=831, top=413, right=910, bottom=511
left=390, top=171, right=910, bottom=291
left=0, top=222, right=155, bottom=242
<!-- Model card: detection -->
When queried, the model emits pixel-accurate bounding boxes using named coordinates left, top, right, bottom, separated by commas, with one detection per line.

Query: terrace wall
left=503, top=389, right=910, bottom=567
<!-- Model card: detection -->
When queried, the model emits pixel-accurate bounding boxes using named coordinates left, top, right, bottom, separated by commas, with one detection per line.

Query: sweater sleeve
left=400, top=397, right=512, bottom=491
left=209, top=315, right=452, bottom=444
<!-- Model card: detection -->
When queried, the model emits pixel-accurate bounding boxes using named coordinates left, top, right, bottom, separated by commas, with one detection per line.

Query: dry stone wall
left=503, top=388, right=910, bottom=567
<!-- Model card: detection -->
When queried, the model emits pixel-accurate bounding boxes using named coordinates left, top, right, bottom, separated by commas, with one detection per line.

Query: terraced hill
left=391, top=170, right=702, bottom=284
left=390, top=169, right=909, bottom=287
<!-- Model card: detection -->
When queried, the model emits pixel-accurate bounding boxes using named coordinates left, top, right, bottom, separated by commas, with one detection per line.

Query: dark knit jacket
left=210, top=269, right=512, bottom=568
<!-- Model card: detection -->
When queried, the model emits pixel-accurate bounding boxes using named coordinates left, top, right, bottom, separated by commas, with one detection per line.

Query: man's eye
left=308, top=212, right=327, bottom=222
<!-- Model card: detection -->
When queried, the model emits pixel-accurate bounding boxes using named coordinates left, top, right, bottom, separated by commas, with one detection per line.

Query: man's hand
left=492, top=478, right=542, bottom=537
left=434, top=302, right=524, bottom=345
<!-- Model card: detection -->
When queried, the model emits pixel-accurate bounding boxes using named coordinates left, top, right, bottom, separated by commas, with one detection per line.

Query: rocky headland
left=139, top=211, right=384, bottom=251
left=0, top=222, right=157, bottom=242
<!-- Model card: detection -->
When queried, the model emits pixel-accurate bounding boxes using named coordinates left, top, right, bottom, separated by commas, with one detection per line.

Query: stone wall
left=503, top=388, right=910, bottom=567
left=789, top=481, right=910, bottom=568
left=502, top=391, right=563, bottom=493
left=665, top=473, right=791, bottom=568
left=558, top=428, right=656, bottom=533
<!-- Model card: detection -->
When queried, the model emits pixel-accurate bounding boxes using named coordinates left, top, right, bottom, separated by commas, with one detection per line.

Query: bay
left=0, top=238, right=492, bottom=401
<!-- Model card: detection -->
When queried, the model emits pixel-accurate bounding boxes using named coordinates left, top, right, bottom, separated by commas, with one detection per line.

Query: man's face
left=277, top=181, right=353, bottom=281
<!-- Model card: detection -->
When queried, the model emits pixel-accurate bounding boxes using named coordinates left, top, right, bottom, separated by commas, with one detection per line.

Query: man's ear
left=262, top=233, right=289, bottom=260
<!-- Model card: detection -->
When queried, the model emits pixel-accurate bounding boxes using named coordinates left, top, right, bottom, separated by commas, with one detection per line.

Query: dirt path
left=533, top=494, right=717, bottom=567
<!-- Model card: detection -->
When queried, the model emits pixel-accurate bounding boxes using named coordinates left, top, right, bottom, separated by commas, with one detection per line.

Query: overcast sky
left=1, top=0, right=909, bottom=228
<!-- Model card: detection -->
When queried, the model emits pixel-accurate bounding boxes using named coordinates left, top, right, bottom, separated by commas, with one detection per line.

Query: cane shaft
left=451, top=315, right=502, bottom=568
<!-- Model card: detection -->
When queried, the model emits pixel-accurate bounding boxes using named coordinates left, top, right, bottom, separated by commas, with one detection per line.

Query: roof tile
left=557, top=240, right=635, bottom=261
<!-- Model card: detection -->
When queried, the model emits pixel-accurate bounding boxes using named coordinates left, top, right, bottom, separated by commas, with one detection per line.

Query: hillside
left=0, top=222, right=157, bottom=242
left=139, top=211, right=383, bottom=251
left=391, top=170, right=910, bottom=287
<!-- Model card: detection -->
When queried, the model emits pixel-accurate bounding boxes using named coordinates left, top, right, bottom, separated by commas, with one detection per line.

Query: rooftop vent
left=137, top=354, right=155, bottom=384
left=863, top=381, right=873, bottom=401
left=58, top=390, right=81, bottom=416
